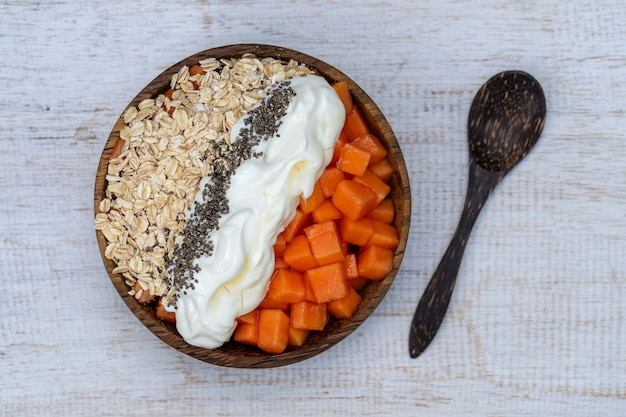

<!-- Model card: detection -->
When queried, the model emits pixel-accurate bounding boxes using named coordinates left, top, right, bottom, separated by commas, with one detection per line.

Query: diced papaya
left=366, top=219, right=399, bottom=249
left=288, top=325, right=310, bottom=346
left=302, top=274, right=318, bottom=303
left=351, top=133, right=388, bottom=164
left=258, top=290, right=290, bottom=312
left=283, top=234, right=319, bottom=271
left=266, top=269, right=306, bottom=304
left=331, top=130, right=349, bottom=165
left=319, top=167, right=346, bottom=198
left=217, top=83, right=402, bottom=353
left=332, top=81, right=354, bottom=113
left=336, top=142, right=371, bottom=176
left=305, top=261, right=349, bottom=303
left=348, top=276, right=370, bottom=290
left=274, top=257, right=289, bottom=271
left=353, top=169, right=391, bottom=206
left=155, top=298, right=176, bottom=324
left=366, top=199, right=395, bottom=224
left=304, top=221, right=346, bottom=265
left=332, top=179, right=378, bottom=221
left=274, top=233, right=287, bottom=258
left=338, top=216, right=374, bottom=246
left=281, top=208, right=311, bottom=242
left=257, top=309, right=290, bottom=354
left=343, top=106, right=369, bottom=141
left=357, top=245, right=394, bottom=281
left=369, top=157, right=394, bottom=182
left=290, top=301, right=328, bottom=331
left=327, top=286, right=362, bottom=319
left=233, top=322, right=258, bottom=346
left=311, top=199, right=343, bottom=224
left=299, top=182, right=325, bottom=214
left=236, top=309, right=259, bottom=325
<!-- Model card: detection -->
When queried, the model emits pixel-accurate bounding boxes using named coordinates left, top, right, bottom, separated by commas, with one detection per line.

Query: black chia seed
left=165, top=80, right=296, bottom=305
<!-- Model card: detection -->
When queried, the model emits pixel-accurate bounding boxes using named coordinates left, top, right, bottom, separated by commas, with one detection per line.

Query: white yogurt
left=174, top=75, right=345, bottom=349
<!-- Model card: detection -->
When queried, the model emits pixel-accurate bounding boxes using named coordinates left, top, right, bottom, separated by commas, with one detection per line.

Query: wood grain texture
left=2, top=0, right=626, bottom=415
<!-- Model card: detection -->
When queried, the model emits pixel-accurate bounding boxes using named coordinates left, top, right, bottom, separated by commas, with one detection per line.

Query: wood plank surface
left=2, top=1, right=626, bottom=416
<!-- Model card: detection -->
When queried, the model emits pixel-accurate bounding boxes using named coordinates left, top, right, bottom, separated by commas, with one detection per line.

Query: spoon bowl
left=409, top=70, right=546, bottom=358
left=469, top=71, right=546, bottom=172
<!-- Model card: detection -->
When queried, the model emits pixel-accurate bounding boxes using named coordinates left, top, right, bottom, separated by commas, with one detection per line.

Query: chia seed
left=165, top=80, right=296, bottom=305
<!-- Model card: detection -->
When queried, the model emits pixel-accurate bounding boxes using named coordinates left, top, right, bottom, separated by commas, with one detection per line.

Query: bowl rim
left=94, top=43, right=411, bottom=368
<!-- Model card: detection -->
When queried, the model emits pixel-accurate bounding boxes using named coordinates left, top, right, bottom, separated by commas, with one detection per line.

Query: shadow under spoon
left=409, top=70, right=547, bottom=358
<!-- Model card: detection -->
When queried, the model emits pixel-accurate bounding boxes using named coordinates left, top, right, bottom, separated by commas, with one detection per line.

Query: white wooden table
left=2, top=1, right=626, bottom=415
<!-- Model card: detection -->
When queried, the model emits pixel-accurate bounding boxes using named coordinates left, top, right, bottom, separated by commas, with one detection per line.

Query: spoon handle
left=409, top=161, right=504, bottom=358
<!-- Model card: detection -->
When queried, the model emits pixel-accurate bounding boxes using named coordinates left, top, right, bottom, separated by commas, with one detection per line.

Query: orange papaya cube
left=319, top=167, right=346, bottom=198
left=302, top=275, right=318, bottom=303
left=266, top=268, right=306, bottom=304
left=338, top=216, right=374, bottom=246
left=352, top=133, right=388, bottom=164
left=312, top=199, right=343, bottom=224
left=288, top=325, right=310, bottom=347
left=156, top=298, right=176, bottom=324
left=236, top=309, right=259, bottom=325
left=281, top=208, right=311, bottom=243
left=304, top=221, right=346, bottom=266
left=305, top=261, right=349, bottom=303
left=353, top=169, right=391, bottom=206
left=332, top=81, right=353, bottom=113
left=274, top=257, right=289, bottom=271
left=274, top=233, right=287, bottom=258
left=348, top=276, right=370, bottom=290
left=283, top=234, right=319, bottom=271
left=343, top=106, right=369, bottom=141
left=366, top=199, right=395, bottom=224
left=366, top=220, right=399, bottom=249
left=331, top=130, right=349, bottom=165
left=332, top=179, right=378, bottom=221
left=337, top=142, right=371, bottom=176
left=257, top=309, right=290, bottom=354
left=258, top=290, right=290, bottom=312
left=369, top=157, right=394, bottom=182
left=290, top=301, right=328, bottom=331
left=299, top=182, right=325, bottom=214
left=233, top=322, right=257, bottom=346
left=357, top=245, right=394, bottom=281
left=327, top=286, right=362, bottom=319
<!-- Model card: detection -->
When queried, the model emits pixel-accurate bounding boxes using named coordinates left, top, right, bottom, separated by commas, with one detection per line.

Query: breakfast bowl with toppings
left=94, top=44, right=410, bottom=368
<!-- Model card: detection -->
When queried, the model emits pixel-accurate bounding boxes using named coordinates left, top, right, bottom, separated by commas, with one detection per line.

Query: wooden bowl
left=94, top=44, right=410, bottom=368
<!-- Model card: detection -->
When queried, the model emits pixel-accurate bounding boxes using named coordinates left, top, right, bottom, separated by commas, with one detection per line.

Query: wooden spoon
left=409, top=70, right=546, bottom=358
